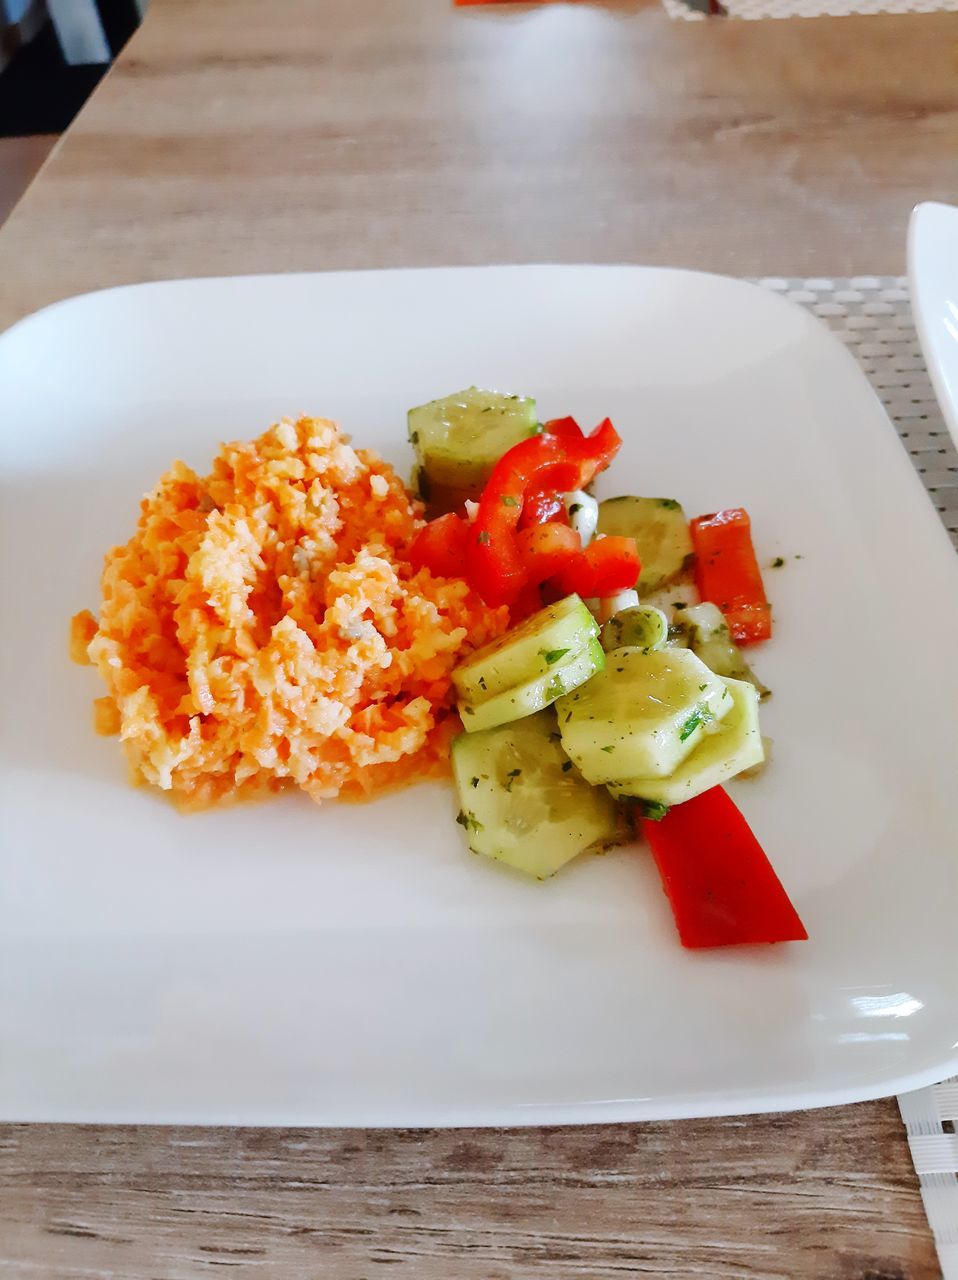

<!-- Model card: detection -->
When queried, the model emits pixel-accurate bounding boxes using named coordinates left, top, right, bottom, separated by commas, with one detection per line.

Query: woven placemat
left=759, top=275, right=958, bottom=546
left=663, top=0, right=958, bottom=20
left=758, top=275, right=958, bottom=1278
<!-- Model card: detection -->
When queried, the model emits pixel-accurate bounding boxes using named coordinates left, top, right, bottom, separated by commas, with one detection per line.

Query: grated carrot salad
left=72, top=416, right=509, bottom=808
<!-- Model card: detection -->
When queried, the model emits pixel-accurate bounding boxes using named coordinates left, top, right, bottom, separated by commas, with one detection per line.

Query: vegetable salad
left=409, top=388, right=806, bottom=951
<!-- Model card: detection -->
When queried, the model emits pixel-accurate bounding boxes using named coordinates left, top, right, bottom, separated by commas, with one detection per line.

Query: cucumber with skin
left=556, top=647, right=732, bottom=785
left=453, top=594, right=598, bottom=704
left=409, top=388, right=540, bottom=500
left=451, top=710, right=622, bottom=879
left=608, top=677, right=764, bottom=806
left=460, top=639, right=605, bottom=733
left=596, top=496, right=694, bottom=593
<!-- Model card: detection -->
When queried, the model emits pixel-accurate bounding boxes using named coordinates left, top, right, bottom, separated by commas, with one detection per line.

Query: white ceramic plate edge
left=909, top=201, right=958, bottom=449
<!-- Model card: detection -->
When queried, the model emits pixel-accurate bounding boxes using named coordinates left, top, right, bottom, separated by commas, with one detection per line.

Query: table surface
left=1, top=0, right=954, bottom=1274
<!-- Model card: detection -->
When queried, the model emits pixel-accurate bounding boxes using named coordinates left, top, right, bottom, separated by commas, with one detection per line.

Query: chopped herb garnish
left=477, top=530, right=490, bottom=545
left=542, top=647, right=570, bottom=665
left=659, top=498, right=681, bottom=510
left=673, top=602, right=687, bottom=611
left=561, top=761, right=573, bottom=772
left=639, top=799, right=670, bottom=821
left=410, top=431, right=419, bottom=445
left=771, top=556, right=785, bottom=568
left=507, top=768, right=521, bottom=777
left=463, top=705, right=475, bottom=715
left=601, top=745, right=615, bottom=753
left=478, top=676, right=487, bottom=691
left=569, top=503, right=582, bottom=516
left=698, top=683, right=708, bottom=692
left=549, top=731, right=562, bottom=742
left=679, top=705, right=714, bottom=742
left=481, top=406, right=492, bottom=413
left=456, top=810, right=484, bottom=832
left=546, top=675, right=566, bottom=699
left=470, top=777, right=479, bottom=788
left=500, top=495, right=518, bottom=508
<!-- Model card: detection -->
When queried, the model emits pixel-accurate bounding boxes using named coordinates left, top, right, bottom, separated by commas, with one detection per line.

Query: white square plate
left=2, top=266, right=958, bottom=1126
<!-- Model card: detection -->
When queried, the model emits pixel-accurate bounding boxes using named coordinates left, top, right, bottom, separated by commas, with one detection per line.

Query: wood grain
left=0, top=134, right=56, bottom=229
left=0, top=0, right=957, bottom=333
left=0, top=1106, right=940, bottom=1278
left=0, top=0, right=949, bottom=1274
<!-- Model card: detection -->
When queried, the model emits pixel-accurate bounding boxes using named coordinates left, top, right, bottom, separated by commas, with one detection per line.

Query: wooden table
left=1, top=0, right=954, bottom=1274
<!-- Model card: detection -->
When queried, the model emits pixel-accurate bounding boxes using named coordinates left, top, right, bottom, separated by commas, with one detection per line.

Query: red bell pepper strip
left=510, top=581, right=546, bottom=622
left=542, top=416, right=583, bottom=442
left=553, top=535, right=641, bottom=599
left=517, top=522, right=582, bottom=585
left=519, top=487, right=569, bottom=530
left=467, top=418, right=622, bottom=607
left=409, top=512, right=471, bottom=579
left=689, top=508, right=772, bottom=645
left=641, top=787, right=807, bottom=949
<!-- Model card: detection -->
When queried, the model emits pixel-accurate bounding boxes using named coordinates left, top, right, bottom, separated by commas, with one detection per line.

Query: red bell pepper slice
left=510, top=581, right=545, bottom=622
left=542, top=416, right=583, bottom=442
left=552, top=535, right=641, bottom=599
left=690, top=508, right=771, bottom=645
left=517, top=522, right=582, bottom=585
left=519, top=487, right=569, bottom=530
left=641, top=787, right=807, bottom=949
left=409, top=512, right=471, bottom=579
left=468, top=418, right=623, bottom=607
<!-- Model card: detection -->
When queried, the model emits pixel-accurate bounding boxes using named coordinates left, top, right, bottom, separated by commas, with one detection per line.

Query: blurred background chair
left=0, top=0, right=145, bottom=223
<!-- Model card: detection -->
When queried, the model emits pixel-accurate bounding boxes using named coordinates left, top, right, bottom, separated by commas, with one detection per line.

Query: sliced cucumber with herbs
left=596, top=496, right=694, bottom=593
left=453, top=594, right=598, bottom=704
left=408, top=387, right=540, bottom=500
left=556, top=647, right=732, bottom=785
left=413, top=468, right=477, bottom=517
left=460, top=638, right=604, bottom=733
left=451, top=710, right=622, bottom=879
left=600, top=605, right=669, bottom=654
left=679, top=602, right=771, bottom=700
left=608, top=677, right=764, bottom=806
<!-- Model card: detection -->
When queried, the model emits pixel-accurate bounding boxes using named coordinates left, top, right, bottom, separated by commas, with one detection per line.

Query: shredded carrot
left=93, top=696, right=121, bottom=736
left=69, top=609, right=98, bottom=665
left=78, top=416, right=509, bottom=808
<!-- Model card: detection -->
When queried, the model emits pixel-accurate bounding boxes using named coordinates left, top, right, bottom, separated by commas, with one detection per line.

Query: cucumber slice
left=597, top=496, right=694, bottom=593
left=451, top=710, right=621, bottom=879
left=413, top=468, right=477, bottom=517
left=681, top=603, right=771, bottom=700
left=556, top=647, right=732, bottom=785
left=600, top=605, right=669, bottom=654
left=460, top=638, right=605, bottom=733
left=608, top=678, right=764, bottom=805
left=453, top=594, right=598, bottom=703
left=408, top=388, right=540, bottom=494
